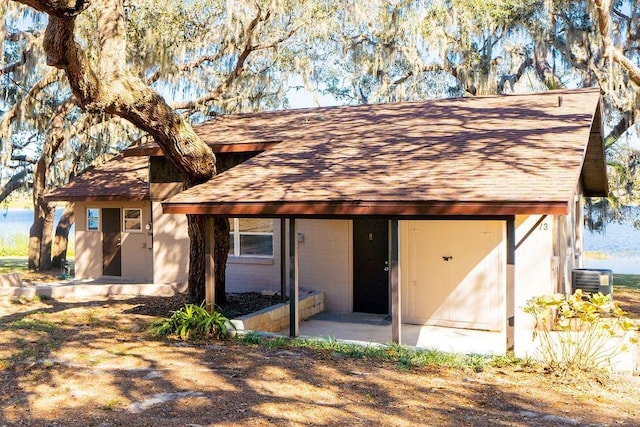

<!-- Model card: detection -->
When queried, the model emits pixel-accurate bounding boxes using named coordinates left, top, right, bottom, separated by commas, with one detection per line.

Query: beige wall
left=226, top=220, right=282, bottom=293
left=73, top=201, right=153, bottom=281
left=513, top=214, right=557, bottom=356
left=297, top=219, right=352, bottom=313
left=151, top=211, right=283, bottom=291
left=152, top=201, right=189, bottom=285
left=74, top=202, right=102, bottom=279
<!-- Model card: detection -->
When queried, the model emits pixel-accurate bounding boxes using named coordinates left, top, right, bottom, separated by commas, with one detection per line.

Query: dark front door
left=102, top=208, right=122, bottom=276
left=353, top=219, right=389, bottom=314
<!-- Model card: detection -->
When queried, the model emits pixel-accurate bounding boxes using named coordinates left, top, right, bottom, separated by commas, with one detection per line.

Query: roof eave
left=45, top=194, right=150, bottom=203
left=581, top=100, right=609, bottom=197
left=162, top=201, right=570, bottom=218
left=124, top=141, right=281, bottom=157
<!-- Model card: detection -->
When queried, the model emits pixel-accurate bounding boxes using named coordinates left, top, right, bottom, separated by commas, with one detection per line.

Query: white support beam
left=506, top=217, right=515, bottom=352
left=289, top=218, right=299, bottom=337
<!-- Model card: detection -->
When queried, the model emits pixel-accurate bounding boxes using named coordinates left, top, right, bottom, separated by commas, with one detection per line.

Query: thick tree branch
left=0, top=69, right=63, bottom=163
left=593, top=0, right=640, bottom=86
left=15, top=0, right=89, bottom=17
left=0, top=169, right=29, bottom=203
left=0, top=52, right=26, bottom=76
left=171, top=6, right=268, bottom=111
left=34, top=0, right=216, bottom=185
left=498, top=56, right=534, bottom=93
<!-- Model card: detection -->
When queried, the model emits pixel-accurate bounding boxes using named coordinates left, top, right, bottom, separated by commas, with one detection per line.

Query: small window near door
left=229, top=218, right=273, bottom=257
left=87, top=208, right=100, bottom=231
left=123, top=208, right=142, bottom=232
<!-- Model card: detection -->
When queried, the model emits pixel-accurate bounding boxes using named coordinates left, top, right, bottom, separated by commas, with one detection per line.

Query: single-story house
left=48, top=88, right=607, bottom=356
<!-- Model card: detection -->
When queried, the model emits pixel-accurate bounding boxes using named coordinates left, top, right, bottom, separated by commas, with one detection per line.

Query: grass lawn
left=614, top=273, right=640, bottom=290
left=0, top=256, right=29, bottom=274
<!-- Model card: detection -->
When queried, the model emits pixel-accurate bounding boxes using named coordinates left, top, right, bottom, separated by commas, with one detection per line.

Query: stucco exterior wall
left=73, top=201, right=153, bottom=281
left=152, top=201, right=189, bottom=285
left=226, top=220, right=282, bottom=293
left=297, top=219, right=352, bottom=313
left=513, top=214, right=557, bottom=357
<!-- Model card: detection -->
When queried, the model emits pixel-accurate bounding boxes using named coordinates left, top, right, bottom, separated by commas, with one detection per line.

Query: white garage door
left=405, top=220, right=504, bottom=331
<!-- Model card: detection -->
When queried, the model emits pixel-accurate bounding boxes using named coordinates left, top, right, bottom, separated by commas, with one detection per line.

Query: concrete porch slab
left=279, top=312, right=506, bottom=355
left=0, top=277, right=186, bottom=300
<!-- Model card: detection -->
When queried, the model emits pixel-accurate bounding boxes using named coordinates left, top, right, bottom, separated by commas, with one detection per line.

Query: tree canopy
left=1, top=0, right=639, bottom=278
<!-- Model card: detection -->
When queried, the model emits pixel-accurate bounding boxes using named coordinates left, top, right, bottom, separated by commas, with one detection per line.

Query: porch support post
left=289, top=218, right=299, bottom=337
left=280, top=218, right=287, bottom=303
left=390, top=219, right=401, bottom=344
left=204, top=216, right=215, bottom=312
left=506, top=216, right=516, bottom=352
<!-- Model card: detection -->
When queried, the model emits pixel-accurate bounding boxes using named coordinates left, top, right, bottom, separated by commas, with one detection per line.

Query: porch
left=279, top=312, right=506, bottom=355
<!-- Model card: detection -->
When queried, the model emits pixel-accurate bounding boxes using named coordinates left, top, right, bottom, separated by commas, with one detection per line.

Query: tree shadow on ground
left=1, top=296, right=638, bottom=426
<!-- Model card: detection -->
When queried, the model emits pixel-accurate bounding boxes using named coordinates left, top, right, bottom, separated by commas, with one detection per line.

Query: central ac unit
left=571, top=268, right=613, bottom=296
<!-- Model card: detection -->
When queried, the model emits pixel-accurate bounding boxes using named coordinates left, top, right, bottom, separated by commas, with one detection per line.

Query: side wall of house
left=152, top=201, right=189, bottom=285
left=73, top=201, right=153, bottom=281
left=152, top=210, right=283, bottom=293
left=297, top=219, right=353, bottom=313
left=225, top=220, right=282, bottom=293
left=74, top=202, right=102, bottom=279
left=513, top=214, right=556, bottom=356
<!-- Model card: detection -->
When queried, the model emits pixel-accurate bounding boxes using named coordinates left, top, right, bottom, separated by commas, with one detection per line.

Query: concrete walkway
left=0, top=276, right=184, bottom=299
left=281, top=312, right=506, bottom=355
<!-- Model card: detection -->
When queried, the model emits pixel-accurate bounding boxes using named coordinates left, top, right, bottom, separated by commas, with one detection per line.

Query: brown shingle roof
left=162, top=89, right=606, bottom=217
left=46, top=155, right=149, bottom=202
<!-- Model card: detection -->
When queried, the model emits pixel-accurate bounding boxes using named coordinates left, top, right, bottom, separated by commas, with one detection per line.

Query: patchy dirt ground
left=1, top=294, right=639, bottom=427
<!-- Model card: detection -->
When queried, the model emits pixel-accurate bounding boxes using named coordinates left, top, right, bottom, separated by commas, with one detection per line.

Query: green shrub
left=149, top=303, right=233, bottom=340
left=524, top=289, right=638, bottom=372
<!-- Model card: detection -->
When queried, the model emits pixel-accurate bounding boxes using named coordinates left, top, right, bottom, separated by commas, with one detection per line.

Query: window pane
left=123, top=209, right=142, bottom=232
left=125, top=209, right=140, bottom=220
left=87, top=209, right=99, bottom=231
left=239, top=235, right=273, bottom=256
left=229, top=234, right=235, bottom=254
left=239, top=218, right=273, bottom=233
left=125, top=220, right=141, bottom=231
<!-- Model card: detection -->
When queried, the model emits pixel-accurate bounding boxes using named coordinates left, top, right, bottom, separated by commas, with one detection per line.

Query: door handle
left=384, top=267, right=389, bottom=271
left=442, top=256, right=452, bottom=261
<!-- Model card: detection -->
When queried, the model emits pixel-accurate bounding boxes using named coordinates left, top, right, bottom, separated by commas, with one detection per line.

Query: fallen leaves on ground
left=1, top=295, right=639, bottom=426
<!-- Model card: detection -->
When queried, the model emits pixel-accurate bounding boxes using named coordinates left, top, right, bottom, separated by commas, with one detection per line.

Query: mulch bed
left=17, top=269, right=284, bottom=319
left=111, top=292, right=284, bottom=319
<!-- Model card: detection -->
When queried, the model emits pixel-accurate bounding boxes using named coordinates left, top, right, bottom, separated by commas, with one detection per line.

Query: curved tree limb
left=12, top=0, right=219, bottom=301
left=0, top=168, right=29, bottom=203
left=593, top=0, right=640, bottom=86
left=36, top=0, right=215, bottom=186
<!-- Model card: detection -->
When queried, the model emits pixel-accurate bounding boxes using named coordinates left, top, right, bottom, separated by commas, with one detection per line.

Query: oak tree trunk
left=28, top=215, right=43, bottom=270
left=14, top=0, right=218, bottom=303
left=39, top=205, right=55, bottom=270
left=214, top=216, right=230, bottom=306
left=187, top=214, right=206, bottom=305
left=51, top=203, right=75, bottom=268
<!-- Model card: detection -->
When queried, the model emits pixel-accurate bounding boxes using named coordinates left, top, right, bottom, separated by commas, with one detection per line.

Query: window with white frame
left=229, top=218, right=273, bottom=257
left=87, top=208, right=100, bottom=231
left=123, top=208, right=142, bottom=232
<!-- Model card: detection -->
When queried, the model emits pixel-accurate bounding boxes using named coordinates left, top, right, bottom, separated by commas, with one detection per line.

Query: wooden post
left=280, top=218, right=287, bottom=302
left=289, top=218, right=299, bottom=337
left=390, top=219, right=401, bottom=344
left=506, top=217, right=515, bottom=352
left=204, top=216, right=215, bottom=312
